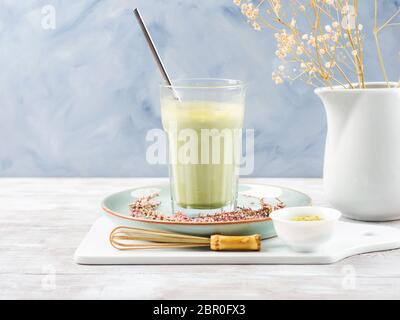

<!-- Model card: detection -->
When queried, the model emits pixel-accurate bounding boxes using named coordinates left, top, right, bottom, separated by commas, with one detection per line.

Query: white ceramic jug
left=315, top=83, right=400, bottom=221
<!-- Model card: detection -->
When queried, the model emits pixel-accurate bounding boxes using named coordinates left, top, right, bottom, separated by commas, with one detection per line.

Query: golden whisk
left=110, top=226, right=261, bottom=251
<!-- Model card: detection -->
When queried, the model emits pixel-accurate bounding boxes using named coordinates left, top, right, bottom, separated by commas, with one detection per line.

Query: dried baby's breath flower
left=241, top=2, right=259, bottom=21
left=252, top=20, right=261, bottom=30
left=275, top=29, right=296, bottom=58
left=270, top=0, right=282, bottom=15
left=341, top=5, right=351, bottom=15
left=272, top=71, right=284, bottom=84
left=308, top=36, right=316, bottom=47
left=234, top=0, right=399, bottom=89
left=296, top=46, right=304, bottom=55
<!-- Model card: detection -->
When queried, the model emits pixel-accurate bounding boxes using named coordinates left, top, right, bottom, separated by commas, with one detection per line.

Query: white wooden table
left=1, top=178, right=400, bottom=299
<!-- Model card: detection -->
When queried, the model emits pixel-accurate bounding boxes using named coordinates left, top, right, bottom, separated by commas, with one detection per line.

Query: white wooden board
left=74, top=216, right=400, bottom=265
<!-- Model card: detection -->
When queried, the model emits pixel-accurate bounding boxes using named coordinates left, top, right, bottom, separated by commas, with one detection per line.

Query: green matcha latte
left=160, top=79, right=246, bottom=212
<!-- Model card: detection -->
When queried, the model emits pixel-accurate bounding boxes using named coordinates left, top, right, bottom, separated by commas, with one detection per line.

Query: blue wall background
left=1, top=0, right=399, bottom=177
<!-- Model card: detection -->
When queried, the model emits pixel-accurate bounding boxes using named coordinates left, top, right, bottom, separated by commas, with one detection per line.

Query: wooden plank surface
left=1, top=178, right=399, bottom=299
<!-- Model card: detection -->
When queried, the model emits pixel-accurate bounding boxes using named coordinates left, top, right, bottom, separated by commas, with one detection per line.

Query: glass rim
left=160, top=78, right=246, bottom=89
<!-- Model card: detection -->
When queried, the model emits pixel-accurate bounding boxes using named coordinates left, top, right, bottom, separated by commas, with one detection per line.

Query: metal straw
left=133, top=8, right=180, bottom=100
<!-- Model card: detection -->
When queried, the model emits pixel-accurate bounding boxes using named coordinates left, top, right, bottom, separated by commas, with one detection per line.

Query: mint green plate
left=102, top=183, right=311, bottom=239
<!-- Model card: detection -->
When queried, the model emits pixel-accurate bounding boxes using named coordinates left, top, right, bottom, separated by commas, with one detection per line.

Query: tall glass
left=160, top=78, right=246, bottom=214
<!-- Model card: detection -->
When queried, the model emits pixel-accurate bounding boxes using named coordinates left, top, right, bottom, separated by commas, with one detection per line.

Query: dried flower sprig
left=234, top=0, right=399, bottom=88
left=373, top=0, right=400, bottom=88
left=128, top=192, right=285, bottom=223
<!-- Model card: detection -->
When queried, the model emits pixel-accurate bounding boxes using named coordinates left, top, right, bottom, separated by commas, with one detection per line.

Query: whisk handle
left=210, top=234, right=261, bottom=251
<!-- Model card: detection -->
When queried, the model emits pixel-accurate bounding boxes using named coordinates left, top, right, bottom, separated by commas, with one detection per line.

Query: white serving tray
left=74, top=216, right=400, bottom=265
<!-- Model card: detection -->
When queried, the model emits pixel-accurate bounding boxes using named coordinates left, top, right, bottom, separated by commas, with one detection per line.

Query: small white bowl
left=270, top=206, right=341, bottom=253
